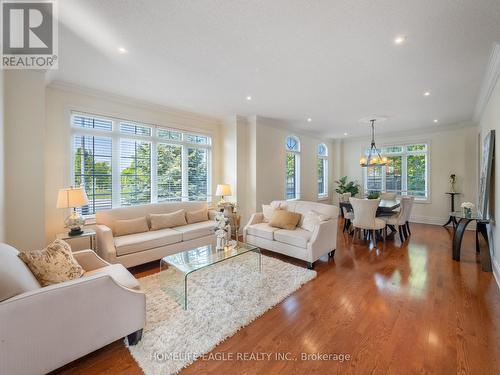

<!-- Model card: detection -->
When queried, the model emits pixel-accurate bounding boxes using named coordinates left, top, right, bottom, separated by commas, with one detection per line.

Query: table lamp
left=215, top=184, right=232, bottom=205
left=56, top=186, right=89, bottom=236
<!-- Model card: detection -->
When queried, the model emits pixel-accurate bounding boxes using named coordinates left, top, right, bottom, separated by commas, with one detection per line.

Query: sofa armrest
left=243, top=213, right=264, bottom=241
left=208, top=209, right=219, bottom=220
left=73, top=250, right=111, bottom=271
left=95, top=224, right=117, bottom=264
left=308, top=218, right=338, bottom=262
left=0, top=274, right=145, bottom=375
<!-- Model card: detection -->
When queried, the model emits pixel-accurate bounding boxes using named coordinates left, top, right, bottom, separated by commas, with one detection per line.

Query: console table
left=443, top=192, right=460, bottom=228
left=451, top=211, right=492, bottom=272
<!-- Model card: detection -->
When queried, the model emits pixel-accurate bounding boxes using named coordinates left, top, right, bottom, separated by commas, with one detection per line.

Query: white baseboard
left=492, top=256, right=500, bottom=291
left=409, top=215, right=475, bottom=230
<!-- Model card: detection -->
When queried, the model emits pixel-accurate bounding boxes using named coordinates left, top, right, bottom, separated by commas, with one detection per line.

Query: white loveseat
left=95, top=201, right=218, bottom=267
left=0, top=243, right=145, bottom=375
left=243, top=200, right=339, bottom=268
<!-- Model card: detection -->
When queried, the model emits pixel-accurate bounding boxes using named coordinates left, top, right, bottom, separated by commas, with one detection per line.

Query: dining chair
left=382, top=197, right=412, bottom=243
left=380, top=192, right=397, bottom=200
left=341, top=192, right=352, bottom=202
left=349, top=198, right=386, bottom=247
left=404, top=196, right=415, bottom=235
left=343, top=207, right=354, bottom=233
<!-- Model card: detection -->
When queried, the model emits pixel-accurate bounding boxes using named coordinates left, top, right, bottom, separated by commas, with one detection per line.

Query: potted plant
left=367, top=191, right=380, bottom=199
left=334, top=176, right=360, bottom=201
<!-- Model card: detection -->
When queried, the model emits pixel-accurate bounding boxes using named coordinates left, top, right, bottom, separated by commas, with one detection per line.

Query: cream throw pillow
left=150, top=210, right=187, bottom=230
left=262, top=205, right=276, bottom=222
left=186, top=208, right=208, bottom=224
left=269, top=210, right=302, bottom=230
left=114, top=216, right=149, bottom=236
left=301, top=210, right=329, bottom=232
left=18, top=240, right=84, bottom=287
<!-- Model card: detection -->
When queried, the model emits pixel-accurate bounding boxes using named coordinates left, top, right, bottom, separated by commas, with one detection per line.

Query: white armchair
left=0, top=243, right=145, bottom=375
left=243, top=201, right=338, bottom=268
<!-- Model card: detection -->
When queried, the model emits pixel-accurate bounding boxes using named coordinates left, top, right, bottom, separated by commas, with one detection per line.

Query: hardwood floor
left=53, top=223, right=500, bottom=375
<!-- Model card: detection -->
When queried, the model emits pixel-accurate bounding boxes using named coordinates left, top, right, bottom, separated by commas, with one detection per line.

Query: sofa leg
left=328, top=250, right=336, bottom=258
left=307, top=262, right=315, bottom=270
left=127, top=329, right=143, bottom=346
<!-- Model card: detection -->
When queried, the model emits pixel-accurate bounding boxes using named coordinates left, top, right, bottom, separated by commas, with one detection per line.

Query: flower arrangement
left=214, top=213, right=230, bottom=249
left=461, top=202, right=474, bottom=218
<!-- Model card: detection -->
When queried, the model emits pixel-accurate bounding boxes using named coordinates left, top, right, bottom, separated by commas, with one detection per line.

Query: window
left=317, top=143, right=328, bottom=198
left=285, top=136, right=300, bottom=200
left=363, top=143, right=429, bottom=199
left=71, top=113, right=212, bottom=215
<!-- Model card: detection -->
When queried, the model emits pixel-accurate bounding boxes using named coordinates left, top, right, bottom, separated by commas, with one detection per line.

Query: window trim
left=70, top=111, right=213, bottom=215
left=285, top=135, right=301, bottom=201
left=317, top=143, right=329, bottom=199
left=362, top=140, right=431, bottom=203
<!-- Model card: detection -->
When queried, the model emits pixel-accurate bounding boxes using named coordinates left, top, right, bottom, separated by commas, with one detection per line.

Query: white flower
left=461, top=202, right=474, bottom=209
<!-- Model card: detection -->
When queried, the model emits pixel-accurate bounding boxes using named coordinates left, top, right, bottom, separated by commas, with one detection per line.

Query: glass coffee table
left=160, top=243, right=261, bottom=309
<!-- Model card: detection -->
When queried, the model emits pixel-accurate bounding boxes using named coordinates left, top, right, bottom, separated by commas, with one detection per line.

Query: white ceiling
left=51, top=0, right=500, bottom=138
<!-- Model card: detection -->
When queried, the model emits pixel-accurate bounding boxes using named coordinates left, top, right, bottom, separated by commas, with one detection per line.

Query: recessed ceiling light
left=246, top=95, right=252, bottom=101
left=307, top=118, right=312, bottom=122
left=433, top=119, right=438, bottom=123
left=118, top=47, right=128, bottom=54
left=343, top=132, right=348, bottom=136
left=394, top=35, right=407, bottom=45
left=423, top=91, right=431, bottom=96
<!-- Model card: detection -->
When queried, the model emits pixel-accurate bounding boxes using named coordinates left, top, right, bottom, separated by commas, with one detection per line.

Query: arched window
left=317, top=143, right=328, bottom=198
left=285, top=136, right=300, bottom=200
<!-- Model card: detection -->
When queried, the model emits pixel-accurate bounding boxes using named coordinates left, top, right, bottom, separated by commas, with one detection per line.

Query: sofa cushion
left=0, top=243, right=41, bottom=302
left=269, top=210, right=302, bottom=230
left=149, top=209, right=187, bottom=230
left=246, top=223, right=278, bottom=241
left=84, top=264, right=140, bottom=290
left=114, top=216, right=149, bottom=236
left=186, top=208, right=208, bottom=224
left=172, top=220, right=215, bottom=241
left=274, top=228, right=312, bottom=248
left=301, top=210, right=329, bottom=232
left=114, top=228, right=182, bottom=256
left=18, top=240, right=85, bottom=287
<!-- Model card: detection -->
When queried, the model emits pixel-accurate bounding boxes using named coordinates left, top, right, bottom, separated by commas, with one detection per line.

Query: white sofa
left=243, top=200, right=339, bottom=268
left=0, top=243, right=145, bottom=375
left=95, top=201, right=218, bottom=268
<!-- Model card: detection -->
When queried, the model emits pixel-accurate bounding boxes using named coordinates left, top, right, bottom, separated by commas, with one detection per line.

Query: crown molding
left=474, top=43, right=500, bottom=122
left=47, top=80, right=224, bottom=126
left=339, top=121, right=477, bottom=143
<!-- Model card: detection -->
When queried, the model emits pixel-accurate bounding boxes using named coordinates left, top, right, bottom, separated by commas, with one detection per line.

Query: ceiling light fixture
left=343, top=132, right=348, bottom=136
left=359, top=119, right=388, bottom=167
left=433, top=119, right=438, bottom=123
left=307, top=118, right=312, bottom=122
left=423, top=91, right=431, bottom=96
left=118, top=46, right=128, bottom=54
left=246, top=95, right=252, bottom=101
left=394, top=35, right=407, bottom=45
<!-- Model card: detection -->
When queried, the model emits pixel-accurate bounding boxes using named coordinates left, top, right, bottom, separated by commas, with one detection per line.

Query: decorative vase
left=463, top=207, right=472, bottom=218
left=216, top=236, right=224, bottom=250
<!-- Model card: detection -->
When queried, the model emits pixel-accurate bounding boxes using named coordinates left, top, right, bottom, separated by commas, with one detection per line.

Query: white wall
left=478, top=72, right=500, bottom=283
left=0, top=70, right=4, bottom=242
left=4, top=70, right=46, bottom=250
left=340, top=124, right=478, bottom=225
left=45, top=83, right=224, bottom=245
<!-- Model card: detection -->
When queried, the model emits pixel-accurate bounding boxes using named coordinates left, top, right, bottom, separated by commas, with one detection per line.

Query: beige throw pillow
left=114, top=216, right=149, bottom=236
left=150, top=210, right=187, bottom=230
left=269, top=210, right=302, bottom=230
left=186, top=208, right=208, bottom=224
left=18, top=240, right=84, bottom=287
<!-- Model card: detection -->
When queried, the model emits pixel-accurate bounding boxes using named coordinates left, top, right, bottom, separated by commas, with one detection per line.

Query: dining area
left=339, top=192, right=415, bottom=247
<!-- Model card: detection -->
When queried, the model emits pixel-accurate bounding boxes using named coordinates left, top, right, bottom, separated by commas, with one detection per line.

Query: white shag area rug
left=127, top=253, right=316, bottom=375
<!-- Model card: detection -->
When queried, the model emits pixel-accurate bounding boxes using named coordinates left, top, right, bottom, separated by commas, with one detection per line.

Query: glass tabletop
left=161, top=242, right=260, bottom=275
left=451, top=211, right=489, bottom=222
left=379, top=199, right=400, bottom=209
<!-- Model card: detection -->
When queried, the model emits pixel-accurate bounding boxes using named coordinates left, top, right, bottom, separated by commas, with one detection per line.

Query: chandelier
left=359, top=119, right=388, bottom=167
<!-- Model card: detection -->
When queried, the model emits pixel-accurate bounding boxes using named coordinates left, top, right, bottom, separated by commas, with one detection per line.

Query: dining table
left=339, top=199, right=400, bottom=217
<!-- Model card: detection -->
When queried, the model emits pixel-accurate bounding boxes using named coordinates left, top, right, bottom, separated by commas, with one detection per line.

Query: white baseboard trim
left=409, top=215, right=475, bottom=230
left=492, top=257, right=500, bottom=291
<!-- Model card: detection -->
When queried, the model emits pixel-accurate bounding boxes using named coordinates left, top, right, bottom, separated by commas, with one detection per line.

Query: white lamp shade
left=215, top=184, right=232, bottom=197
left=56, top=187, right=89, bottom=209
